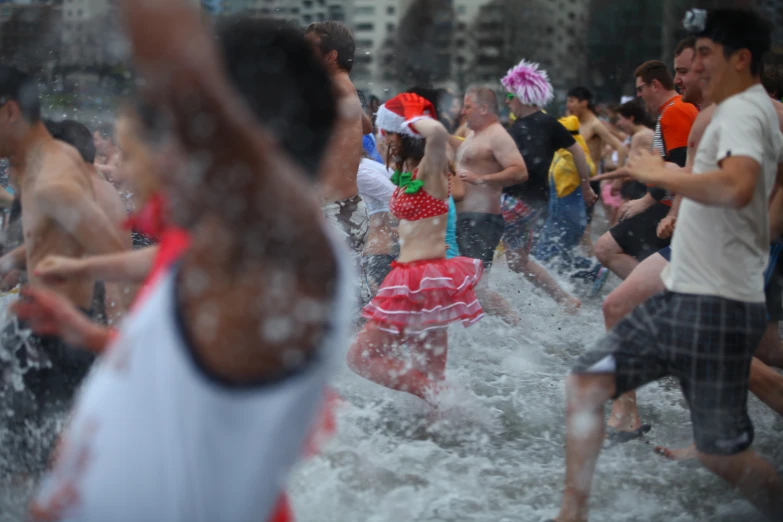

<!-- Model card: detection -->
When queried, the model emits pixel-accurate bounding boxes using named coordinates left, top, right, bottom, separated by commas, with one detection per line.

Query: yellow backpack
left=549, top=115, right=596, bottom=198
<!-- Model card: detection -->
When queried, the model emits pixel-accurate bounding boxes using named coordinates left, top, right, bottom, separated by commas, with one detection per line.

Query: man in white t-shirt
left=552, top=9, right=783, bottom=522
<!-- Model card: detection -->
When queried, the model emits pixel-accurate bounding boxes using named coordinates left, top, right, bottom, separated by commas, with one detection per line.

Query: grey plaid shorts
left=574, top=291, right=766, bottom=455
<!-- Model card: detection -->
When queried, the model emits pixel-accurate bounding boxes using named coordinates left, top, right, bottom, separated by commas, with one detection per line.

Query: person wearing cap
left=346, top=92, right=484, bottom=405
left=553, top=8, right=783, bottom=522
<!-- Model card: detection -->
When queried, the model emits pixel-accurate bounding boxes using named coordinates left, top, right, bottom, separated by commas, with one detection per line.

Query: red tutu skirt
left=362, top=256, right=484, bottom=334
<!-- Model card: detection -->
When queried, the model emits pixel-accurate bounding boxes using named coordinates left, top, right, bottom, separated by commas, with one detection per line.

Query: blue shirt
left=363, top=134, right=384, bottom=164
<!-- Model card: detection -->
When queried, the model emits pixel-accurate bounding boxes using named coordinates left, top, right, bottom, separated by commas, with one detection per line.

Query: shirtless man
left=0, top=65, right=126, bottom=475
left=566, top=87, right=627, bottom=257
left=46, top=119, right=135, bottom=312
left=305, top=21, right=373, bottom=252
left=592, top=100, right=654, bottom=183
left=455, top=87, right=526, bottom=320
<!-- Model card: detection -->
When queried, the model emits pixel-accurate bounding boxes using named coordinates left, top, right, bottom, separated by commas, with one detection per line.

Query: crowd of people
left=0, top=1, right=779, bottom=521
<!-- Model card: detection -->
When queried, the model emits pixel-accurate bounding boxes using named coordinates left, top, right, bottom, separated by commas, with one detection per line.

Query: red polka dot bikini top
left=388, top=168, right=450, bottom=221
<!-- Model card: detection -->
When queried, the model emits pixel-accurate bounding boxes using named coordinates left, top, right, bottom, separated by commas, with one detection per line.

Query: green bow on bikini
left=391, top=170, right=424, bottom=194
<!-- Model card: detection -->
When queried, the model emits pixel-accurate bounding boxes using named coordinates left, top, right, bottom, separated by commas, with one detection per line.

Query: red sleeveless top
left=388, top=169, right=449, bottom=221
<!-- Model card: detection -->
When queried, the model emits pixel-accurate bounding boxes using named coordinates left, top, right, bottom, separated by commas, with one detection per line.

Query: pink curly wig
left=501, top=59, right=554, bottom=107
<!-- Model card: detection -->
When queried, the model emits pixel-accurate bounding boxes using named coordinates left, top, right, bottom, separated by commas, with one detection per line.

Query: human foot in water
left=654, top=443, right=698, bottom=461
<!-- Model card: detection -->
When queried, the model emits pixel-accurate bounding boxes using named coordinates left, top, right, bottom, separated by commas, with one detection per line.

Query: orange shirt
left=652, top=95, right=699, bottom=206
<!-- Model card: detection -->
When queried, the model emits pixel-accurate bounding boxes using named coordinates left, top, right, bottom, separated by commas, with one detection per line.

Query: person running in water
left=593, top=36, right=710, bottom=442
left=455, top=87, right=526, bottom=323
left=0, top=66, right=127, bottom=475
left=347, top=93, right=484, bottom=405
left=553, top=9, right=783, bottom=521
left=592, top=61, right=697, bottom=284
left=306, top=21, right=373, bottom=253
left=499, top=59, right=589, bottom=311
left=566, top=87, right=627, bottom=258
left=26, top=4, right=350, bottom=521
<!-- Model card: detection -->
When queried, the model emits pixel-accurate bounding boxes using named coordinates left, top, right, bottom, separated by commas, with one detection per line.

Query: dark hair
left=567, top=86, right=595, bottom=112
left=674, top=36, right=697, bottom=57
left=762, top=64, right=783, bottom=99
left=634, top=60, right=675, bottom=91
left=0, top=65, right=40, bottom=122
left=218, top=17, right=337, bottom=177
left=45, top=119, right=96, bottom=164
left=306, top=21, right=356, bottom=72
left=386, top=134, right=426, bottom=173
left=694, top=9, right=771, bottom=77
left=617, top=99, right=654, bottom=129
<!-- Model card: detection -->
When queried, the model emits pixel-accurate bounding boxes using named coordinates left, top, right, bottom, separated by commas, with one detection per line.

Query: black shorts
left=573, top=291, right=766, bottom=455
left=456, top=212, right=505, bottom=271
left=621, top=180, right=648, bottom=201
left=609, top=202, right=671, bottom=261
left=0, top=310, right=97, bottom=474
left=585, top=180, right=601, bottom=223
left=764, top=243, right=783, bottom=321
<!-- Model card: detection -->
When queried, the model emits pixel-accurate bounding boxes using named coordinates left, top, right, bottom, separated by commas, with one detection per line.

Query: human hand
left=457, top=169, right=482, bottom=185
left=582, top=182, right=598, bottom=206
left=12, top=286, right=109, bottom=352
left=657, top=215, right=677, bottom=239
left=627, top=149, right=666, bottom=185
left=34, top=256, right=87, bottom=284
left=618, top=198, right=651, bottom=222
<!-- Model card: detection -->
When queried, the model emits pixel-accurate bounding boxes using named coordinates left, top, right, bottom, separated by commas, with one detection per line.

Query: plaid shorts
left=573, top=291, right=766, bottom=455
left=500, top=194, right=537, bottom=253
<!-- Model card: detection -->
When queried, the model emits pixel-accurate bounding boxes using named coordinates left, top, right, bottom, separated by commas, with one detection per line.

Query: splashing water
left=0, top=216, right=779, bottom=522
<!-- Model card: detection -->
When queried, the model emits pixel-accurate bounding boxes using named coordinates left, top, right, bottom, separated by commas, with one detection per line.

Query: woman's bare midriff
left=396, top=215, right=447, bottom=264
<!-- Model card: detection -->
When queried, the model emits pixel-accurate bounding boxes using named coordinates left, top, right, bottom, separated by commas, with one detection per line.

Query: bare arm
left=567, top=143, right=592, bottom=184
left=361, top=112, right=373, bottom=135
left=36, top=247, right=158, bottom=285
left=410, top=118, right=449, bottom=189
left=594, top=121, right=628, bottom=166
left=0, top=245, right=26, bottom=273
left=466, top=128, right=527, bottom=187
left=629, top=152, right=760, bottom=209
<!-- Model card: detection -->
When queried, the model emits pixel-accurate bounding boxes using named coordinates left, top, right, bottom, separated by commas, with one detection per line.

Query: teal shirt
left=446, top=196, right=459, bottom=259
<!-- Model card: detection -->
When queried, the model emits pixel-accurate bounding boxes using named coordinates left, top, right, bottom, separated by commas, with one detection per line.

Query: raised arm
left=410, top=117, right=449, bottom=186
left=119, top=0, right=332, bottom=265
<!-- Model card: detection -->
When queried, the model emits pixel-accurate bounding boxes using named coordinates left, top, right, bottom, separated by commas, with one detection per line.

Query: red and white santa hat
left=375, top=93, right=436, bottom=139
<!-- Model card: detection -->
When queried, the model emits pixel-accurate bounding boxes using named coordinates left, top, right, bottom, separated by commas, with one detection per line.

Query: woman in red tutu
left=347, top=93, right=484, bottom=404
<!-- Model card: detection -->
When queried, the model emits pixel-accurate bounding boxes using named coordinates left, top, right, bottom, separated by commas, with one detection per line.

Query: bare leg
left=753, top=322, right=783, bottom=370
left=506, top=246, right=581, bottom=312
left=475, top=276, right=520, bottom=325
left=555, top=373, right=617, bottom=522
left=580, top=222, right=594, bottom=258
left=346, top=321, right=447, bottom=402
left=594, top=232, right=639, bottom=281
left=602, top=253, right=668, bottom=432
left=655, top=357, right=783, bottom=462
left=698, top=450, right=783, bottom=520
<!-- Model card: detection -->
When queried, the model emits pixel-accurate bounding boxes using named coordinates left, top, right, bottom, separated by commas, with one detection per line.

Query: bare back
left=455, top=123, right=510, bottom=214
left=579, top=112, right=606, bottom=166
left=319, top=71, right=364, bottom=203
left=21, top=141, right=101, bottom=310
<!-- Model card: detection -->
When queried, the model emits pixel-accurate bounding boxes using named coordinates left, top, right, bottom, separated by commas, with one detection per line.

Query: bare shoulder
left=332, top=73, right=358, bottom=100
left=33, top=141, right=91, bottom=199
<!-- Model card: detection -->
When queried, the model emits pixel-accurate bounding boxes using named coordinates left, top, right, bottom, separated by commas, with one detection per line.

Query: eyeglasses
left=635, top=82, right=651, bottom=94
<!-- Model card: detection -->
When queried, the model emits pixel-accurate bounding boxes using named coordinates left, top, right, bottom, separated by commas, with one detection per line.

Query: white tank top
left=31, top=234, right=352, bottom=522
